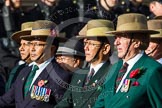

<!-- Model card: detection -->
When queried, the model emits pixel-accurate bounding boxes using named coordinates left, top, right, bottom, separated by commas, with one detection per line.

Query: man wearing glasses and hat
left=94, top=13, right=162, bottom=108
left=56, top=39, right=85, bottom=73
left=55, top=19, right=114, bottom=108
left=0, top=20, right=72, bottom=108
left=146, top=19, right=162, bottom=64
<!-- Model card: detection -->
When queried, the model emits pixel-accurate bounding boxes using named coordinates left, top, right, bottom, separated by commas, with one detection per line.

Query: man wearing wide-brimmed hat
left=55, top=19, right=114, bottom=108
left=94, top=13, right=162, bottom=108
left=0, top=20, right=72, bottom=108
left=5, top=22, right=33, bottom=93
left=146, top=19, right=162, bottom=64
left=56, top=39, right=85, bottom=73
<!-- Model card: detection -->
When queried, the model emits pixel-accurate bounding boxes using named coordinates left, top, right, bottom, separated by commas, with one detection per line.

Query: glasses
left=20, top=42, right=30, bottom=47
left=56, top=56, right=75, bottom=62
left=29, top=42, right=47, bottom=47
left=83, top=41, right=101, bottom=48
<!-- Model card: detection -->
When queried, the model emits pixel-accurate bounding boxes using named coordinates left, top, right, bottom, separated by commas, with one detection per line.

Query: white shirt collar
left=29, top=57, right=54, bottom=89
left=157, top=58, right=162, bottom=64
left=90, top=61, right=106, bottom=76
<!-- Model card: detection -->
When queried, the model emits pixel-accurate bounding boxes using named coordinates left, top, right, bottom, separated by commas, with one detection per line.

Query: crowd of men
left=0, top=0, right=162, bottom=108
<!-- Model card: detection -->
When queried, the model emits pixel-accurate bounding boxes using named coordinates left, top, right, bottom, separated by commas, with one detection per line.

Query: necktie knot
left=32, top=65, right=39, bottom=72
left=119, top=62, right=129, bottom=72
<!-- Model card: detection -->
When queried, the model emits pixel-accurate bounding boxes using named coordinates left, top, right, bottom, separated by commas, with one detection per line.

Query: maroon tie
left=115, top=62, right=129, bottom=89
left=85, top=68, right=95, bottom=85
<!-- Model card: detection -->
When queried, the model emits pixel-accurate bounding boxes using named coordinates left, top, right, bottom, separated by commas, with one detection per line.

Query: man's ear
left=103, top=44, right=111, bottom=55
left=74, top=59, right=80, bottom=68
left=133, top=41, right=141, bottom=48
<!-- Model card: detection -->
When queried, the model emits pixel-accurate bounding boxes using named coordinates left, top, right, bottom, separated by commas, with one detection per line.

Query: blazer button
left=126, top=95, right=130, bottom=99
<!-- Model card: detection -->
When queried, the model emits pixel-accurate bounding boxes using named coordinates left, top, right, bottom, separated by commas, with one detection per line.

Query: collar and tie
left=24, top=65, right=39, bottom=97
left=85, top=68, right=95, bottom=85
left=115, top=62, right=129, bottom=90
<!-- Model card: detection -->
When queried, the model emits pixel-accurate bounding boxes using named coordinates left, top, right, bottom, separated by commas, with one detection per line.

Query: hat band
left=31, top=29, right=57, bottom=36
left=57, top=47, right=84, bottom=56
left=87, top=27, right=114, bottom=36
left=150, top=29, right=162, bottom=38
left=117, top=22, right=147, bottom=31
left=23, top=27, right=32, bottom=31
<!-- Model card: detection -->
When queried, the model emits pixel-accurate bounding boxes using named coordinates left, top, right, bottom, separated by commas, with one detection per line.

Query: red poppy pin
left=38, top=80, right=48, bottom=87
left=129, top=67, right=145, bottom=86
left=132, top=81, right=140, bottom=86
left=130, top=67, right=144, bottom=78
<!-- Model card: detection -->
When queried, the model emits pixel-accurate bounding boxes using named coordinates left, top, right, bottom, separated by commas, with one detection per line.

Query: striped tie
left=115, top=62, right=129, bottom=89
left=24, top=65, right=39, bottom=97
left=85, top=68, right=95, bottom=85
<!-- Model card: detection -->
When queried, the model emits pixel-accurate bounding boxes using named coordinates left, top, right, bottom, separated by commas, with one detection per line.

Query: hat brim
left=76, top=34, right=114, bottom=39
left=106, top=30, right=159, bottom=35
left=21, top=35, right=67, bottom=42
left=11, top=30, right=31, bottom=43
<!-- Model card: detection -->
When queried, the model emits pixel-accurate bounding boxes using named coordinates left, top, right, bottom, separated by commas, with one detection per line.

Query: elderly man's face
left=114, top=34, right=139, bottom=61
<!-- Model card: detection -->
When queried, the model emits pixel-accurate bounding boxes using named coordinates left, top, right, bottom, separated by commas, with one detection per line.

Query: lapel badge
left=38, top=80, right=48, bottom=87
left=77, top=80, right=81, bottom=84
left=121, top=79, right=130, bottom=92
left=22, top=77, right=25, bottom=81
left=92, top=80, right=98, bottom=87
left=92, top=83, right=96, bottom=87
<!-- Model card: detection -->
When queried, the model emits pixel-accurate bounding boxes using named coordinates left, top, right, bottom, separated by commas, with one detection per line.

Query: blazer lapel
left=103, top=59, right=123, bottom=99
left=126, top=54, right=147, bottom=79
left=21, top=66, right=32, bottom=100
left=87, top=61, right=111, bottom=86
left=82, top=61, right=111, bottom=99
left=75, top=68, right=89, bottom=96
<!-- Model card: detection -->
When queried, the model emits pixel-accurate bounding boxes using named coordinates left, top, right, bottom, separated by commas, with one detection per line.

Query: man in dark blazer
left=94, top=13, right=162, bottom=108
left=5, top=21, right=34, bottom=92
left=55, top=19, right=115, bottom=108
left=0, top=20, right=72, bottom=108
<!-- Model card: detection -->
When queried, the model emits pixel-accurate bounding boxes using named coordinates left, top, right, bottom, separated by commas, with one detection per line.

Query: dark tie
left=24, top=65, right=39, bottom=97
left=115, top=62, right=129, bottom=89
left=85, top=68, right=95, bottom=85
